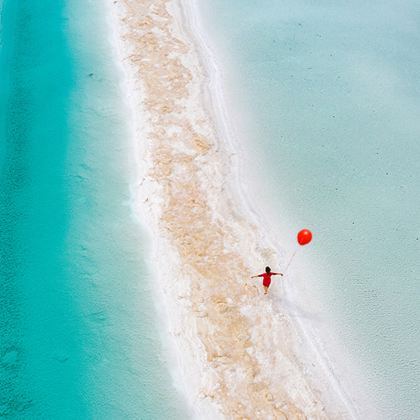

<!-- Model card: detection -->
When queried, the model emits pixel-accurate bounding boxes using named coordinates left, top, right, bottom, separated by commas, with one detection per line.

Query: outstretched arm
left=272, top=272, right=284, bottom=276
left=250, top=274, right=263, bottom=278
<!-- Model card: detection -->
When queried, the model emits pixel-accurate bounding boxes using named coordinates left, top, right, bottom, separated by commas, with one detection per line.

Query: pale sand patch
left=108, top=0, right=353, bottom=418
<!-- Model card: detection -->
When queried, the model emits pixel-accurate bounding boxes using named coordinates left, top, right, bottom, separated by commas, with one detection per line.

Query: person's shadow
left=270, top=289, right=323, bottom=323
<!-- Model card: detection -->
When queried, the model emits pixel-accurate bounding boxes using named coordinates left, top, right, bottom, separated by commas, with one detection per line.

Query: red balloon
left=297, top=229, right=312, bottom=246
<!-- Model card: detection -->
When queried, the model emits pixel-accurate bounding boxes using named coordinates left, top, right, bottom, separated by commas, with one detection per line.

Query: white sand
left=106, top=0, right=357, bottom=418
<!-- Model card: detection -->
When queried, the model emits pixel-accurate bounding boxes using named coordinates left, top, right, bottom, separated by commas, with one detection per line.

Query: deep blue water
left=0, top=1, right=186, bottom=418
left=200, top=1, right=420, bottom=418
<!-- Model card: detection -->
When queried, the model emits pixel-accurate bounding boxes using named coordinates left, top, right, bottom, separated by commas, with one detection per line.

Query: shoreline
left=183, top=4, right=371, bottom=418
left=108, top=0, right=356, bottom=418
left=181, top=3, right=359, bottom=418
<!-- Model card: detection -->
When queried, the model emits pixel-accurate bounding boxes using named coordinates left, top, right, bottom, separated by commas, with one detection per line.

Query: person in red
left=251, top=266, right=283, bottom=294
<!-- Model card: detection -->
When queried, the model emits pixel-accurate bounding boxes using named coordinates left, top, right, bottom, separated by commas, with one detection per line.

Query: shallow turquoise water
left=201, top=1, right=420, bottom=418
left=0, top=1, right=186, bottom=418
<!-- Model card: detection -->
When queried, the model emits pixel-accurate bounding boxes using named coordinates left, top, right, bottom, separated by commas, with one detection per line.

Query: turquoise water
left=201, top=1, right=420, bottom=418
left=0, top=1, right=186, bottom=418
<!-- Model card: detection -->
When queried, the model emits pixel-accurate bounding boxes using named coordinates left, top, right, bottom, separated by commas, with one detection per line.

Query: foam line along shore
left=108, top=1, right=356, bottom=418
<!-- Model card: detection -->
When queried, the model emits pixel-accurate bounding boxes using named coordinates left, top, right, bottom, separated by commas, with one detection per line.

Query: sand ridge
left=110, top=1, right=347, bottom=418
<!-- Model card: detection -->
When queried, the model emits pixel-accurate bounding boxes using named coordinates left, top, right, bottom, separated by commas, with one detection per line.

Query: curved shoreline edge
left=106, top=0, right=357, bottom=418
left=181, top=3, right=363, bottom=419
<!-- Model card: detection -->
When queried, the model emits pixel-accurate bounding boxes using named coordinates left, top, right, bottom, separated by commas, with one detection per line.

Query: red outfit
left=258, top=272, right=279, bottom=287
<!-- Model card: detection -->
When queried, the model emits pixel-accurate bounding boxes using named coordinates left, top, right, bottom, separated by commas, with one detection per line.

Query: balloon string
left=284, top=248, right=298, bottom=274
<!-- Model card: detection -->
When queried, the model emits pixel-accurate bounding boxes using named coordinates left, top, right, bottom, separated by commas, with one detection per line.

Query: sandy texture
left=109, top=1, right=352, bottom=418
